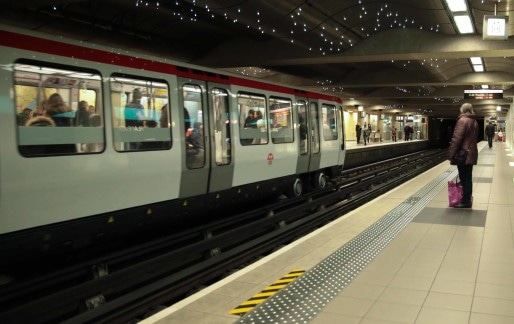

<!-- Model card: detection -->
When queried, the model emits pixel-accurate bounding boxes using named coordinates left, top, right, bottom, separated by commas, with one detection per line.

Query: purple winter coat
left=448, top=113, right=478, bottom=165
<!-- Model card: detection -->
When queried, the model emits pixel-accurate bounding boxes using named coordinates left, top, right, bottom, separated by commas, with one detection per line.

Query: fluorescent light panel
left=481, top=85, right=489, bottom=89
left=454, top=14, right=474, bottom=33
left=473, top=64, right=484, bottom=72
left=470, top=57, right=482, bottom=65
left=445, top=0, right=468, bottom=12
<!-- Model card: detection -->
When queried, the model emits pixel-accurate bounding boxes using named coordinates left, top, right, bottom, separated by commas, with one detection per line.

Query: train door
left=308, top=100, right=322, bottom=172
left=295, top=98, right=311, bottom=173
left=178, top=78, right=210, bottom=197
left=206, top=83, right=233, bottom=192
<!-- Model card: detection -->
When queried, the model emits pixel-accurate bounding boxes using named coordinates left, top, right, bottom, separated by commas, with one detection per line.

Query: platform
left=141, top=140, right=514, bottom=324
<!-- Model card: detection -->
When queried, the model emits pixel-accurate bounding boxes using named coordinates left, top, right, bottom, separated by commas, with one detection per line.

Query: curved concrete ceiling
left=1, top=0, right=512, bottom=118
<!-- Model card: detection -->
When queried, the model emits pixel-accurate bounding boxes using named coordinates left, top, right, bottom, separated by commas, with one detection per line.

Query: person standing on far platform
left=391, top=126, right=397, bottom=142
left=355, top=123, right=362, bottom=144
left=485, top=121, right=495, bottom=148
left=363, top=123, right=368, bottom=145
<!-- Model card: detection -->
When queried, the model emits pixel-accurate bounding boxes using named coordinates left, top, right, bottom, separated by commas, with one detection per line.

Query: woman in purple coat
left=448, top=103, right=478, bottom=208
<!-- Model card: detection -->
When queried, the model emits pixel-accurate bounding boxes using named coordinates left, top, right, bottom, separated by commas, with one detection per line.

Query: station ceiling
left=1, top=0, right=513, bottom=118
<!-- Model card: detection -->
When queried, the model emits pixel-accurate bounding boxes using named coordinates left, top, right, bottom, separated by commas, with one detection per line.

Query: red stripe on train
left=0, top=29, right=341, bottom=103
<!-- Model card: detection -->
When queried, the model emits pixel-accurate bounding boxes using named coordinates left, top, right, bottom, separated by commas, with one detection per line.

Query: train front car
left=0, top=25, right=345, bottom=267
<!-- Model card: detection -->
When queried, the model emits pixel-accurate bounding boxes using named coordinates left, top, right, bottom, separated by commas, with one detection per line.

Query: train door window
left=183, top=84, right=205, bottom=169
left=110, top=74, right=171, bottom=152
left=322, top=104, right=338, bottom=141
left=297, top=100, right=308, bottom=155
left=269, top=97, right=293, bottom=144
left=13, top=61, right=104, bottom=157
left=211, top=88, right=231, bottom=165
left=310, top=102, right=320, bottom=153
left=238, top=92, right=268, bottom=145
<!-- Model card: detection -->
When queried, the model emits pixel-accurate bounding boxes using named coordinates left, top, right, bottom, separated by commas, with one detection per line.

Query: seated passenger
left=75, top=100, right=90, bottom=126
left=186, top=122, right=203, bottom=156
left=17, top=101, right=37, bottom=126
left=47, top=93, right=73, bottom=127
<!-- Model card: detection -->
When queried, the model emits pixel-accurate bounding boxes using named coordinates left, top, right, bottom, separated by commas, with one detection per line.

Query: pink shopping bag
left=448, top=180, right=463, bottom=207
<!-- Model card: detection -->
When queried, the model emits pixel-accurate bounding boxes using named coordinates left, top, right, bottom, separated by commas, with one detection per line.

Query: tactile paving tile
left=237, top=168, right=458, bottom=324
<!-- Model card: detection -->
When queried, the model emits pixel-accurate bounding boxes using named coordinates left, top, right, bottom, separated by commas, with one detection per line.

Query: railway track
left=0, top=149, right=447, bottom=324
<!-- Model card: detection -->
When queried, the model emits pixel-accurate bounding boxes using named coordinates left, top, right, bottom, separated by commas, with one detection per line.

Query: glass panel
left=14, top=62, right=105, bottom=156
left=270, top=97, right=293, bottom=144
left=211, top=88, right=231, bottom=165
left=110, top=74, right=171, bottom=151
left=238, top=92, right=268, bottom=145
left=322, top=104, right=338, bottom=141
left=297, top=100, right=308, bottom=155
left=310, top=102, right=320, bottom=153
left=183, top=84, right=205, bottom=168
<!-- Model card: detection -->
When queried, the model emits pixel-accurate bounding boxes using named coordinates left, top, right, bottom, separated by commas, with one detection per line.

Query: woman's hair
left=460, top=103, right=474, bottom=114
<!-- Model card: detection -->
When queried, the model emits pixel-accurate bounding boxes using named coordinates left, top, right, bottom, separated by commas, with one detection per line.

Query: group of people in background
left=355, top=123, right=406, bottom=145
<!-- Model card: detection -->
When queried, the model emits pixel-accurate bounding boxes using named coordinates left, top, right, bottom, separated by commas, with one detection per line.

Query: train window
left=310, top=102, right=320, bottom=153
left=269, top=97, right=293, bottom=144
left=110, top=74, right=171, bottom=152
left=183, top=84, right=205, bottom=169
left=297, top=100, right=308, bottom=155
left=322, top=104, right=338, bottom=141
left=211, top=88, right=231, bottom=165
left=13, top=61, right=104, bottom=157
left=238, top=92, right=268, bottom=145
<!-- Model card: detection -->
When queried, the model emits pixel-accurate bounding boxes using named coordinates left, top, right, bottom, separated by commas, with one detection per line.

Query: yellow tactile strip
left=229, top=269, right=305, bottom=316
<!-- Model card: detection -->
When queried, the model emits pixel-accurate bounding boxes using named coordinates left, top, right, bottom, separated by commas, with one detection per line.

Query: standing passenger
left=485, top=121, right=495, bottom=148
left=391, top=126, right=397, bottom=142
left=448, top=103, right=478, bottom=208
left=125, top=88, right=144, bottom=128
left=124, top=88, right=145, bottom=150
left=363, top=123, right=368, bottom=145
left=355, top=123, right=362, bottom=144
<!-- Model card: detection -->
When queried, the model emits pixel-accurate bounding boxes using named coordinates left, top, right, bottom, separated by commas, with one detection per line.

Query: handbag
left=448, top=178, right=463, bottom=207
left=452, top=148, right=468, bottom=165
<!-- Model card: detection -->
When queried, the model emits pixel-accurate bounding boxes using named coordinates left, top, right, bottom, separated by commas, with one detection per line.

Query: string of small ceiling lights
left=133, top=0, right=441, bottom=55
left=132, top=1, right=446, bottom=95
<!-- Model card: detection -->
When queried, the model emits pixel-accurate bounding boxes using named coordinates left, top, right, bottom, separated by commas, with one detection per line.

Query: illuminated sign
left=483, top=15, right=509, bottom=40
left=464, top=89, right=503, bottom=99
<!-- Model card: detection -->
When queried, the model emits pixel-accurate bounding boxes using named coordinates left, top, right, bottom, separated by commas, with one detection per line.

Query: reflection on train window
left=297, top=100, right=308, bottom=155
left=310, top=102, right=321, bottom=153
left=13, top=61, right=104, bottom=157
left=322, top=104, right=338, bottom=141
left=269, top=97, right=293, bottom=144
left=238, top=92, right=268, bottom=145
left=183, top=84, right=205, bottom=169
left=110, top=74, right=171, bottom=152
left=211, top=88, right=231, bottom=165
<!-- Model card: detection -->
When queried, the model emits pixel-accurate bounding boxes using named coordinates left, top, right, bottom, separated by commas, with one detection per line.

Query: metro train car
left=0, top=25, right=345, bottom=263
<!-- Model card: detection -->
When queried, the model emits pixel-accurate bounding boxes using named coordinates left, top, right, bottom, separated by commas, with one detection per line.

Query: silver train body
left=0, top=25, right=345, bottom=256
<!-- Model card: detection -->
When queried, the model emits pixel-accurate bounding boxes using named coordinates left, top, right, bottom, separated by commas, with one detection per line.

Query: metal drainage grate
left=237, top=168, right=458, bottom=324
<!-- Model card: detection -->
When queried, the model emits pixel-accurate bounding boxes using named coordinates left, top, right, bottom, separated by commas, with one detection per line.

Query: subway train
left=0, top=25, right=345, bottom=264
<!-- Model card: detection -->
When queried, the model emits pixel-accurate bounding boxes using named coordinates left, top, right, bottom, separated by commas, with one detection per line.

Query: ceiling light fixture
left=445, top=0, right=468, bottom=12
left=454, top=14, right=474, bottom=33
left=470, top=56, right=484, bottom=72
left=444, top=0, right=474, bottom=34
